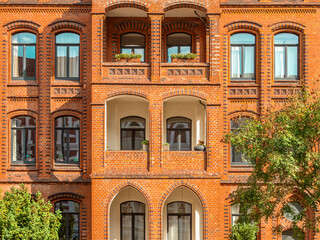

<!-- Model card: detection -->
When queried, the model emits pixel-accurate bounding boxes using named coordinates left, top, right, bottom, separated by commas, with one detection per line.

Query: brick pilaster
left=208, top=13, right=221, bottom=84
left=92, top=13, right=105, bottom=83
left=148, top=13, right=163, bottom=83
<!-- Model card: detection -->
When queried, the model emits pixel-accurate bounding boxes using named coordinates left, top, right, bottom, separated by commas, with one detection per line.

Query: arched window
left=55, top=116, right=80, bottom=164
left=11, top=116, right=36, bottom=164
left=55, top=32, right=80, bottom=80
left=167, top=202, right=192, bottom=240
left=230, top=33, right=255, bottom=80
left=121, top=117, right=145, bottom=150
left=54, top=200, right=80, bottom=240
left=167, top=117, right=191, bottom=151
left=120, top=201, right=146, bottom=240
left=230, top=117, right=251, bottom=164
left=282, top=230, right=299, bottom=240
left=121, top=33, right=145, bottom=62
left=274, top=33, right=299, bottom=80
left=284, top=202, right=303, bottom=221
left=167, top=33, right=192, bottom=62
left=12, top=32, right=36, bottom=80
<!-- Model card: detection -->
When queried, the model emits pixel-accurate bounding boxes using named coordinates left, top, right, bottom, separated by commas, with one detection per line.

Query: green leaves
left=0, top=184, right=61, bottom=240
left=229, top=223, right=259, bottom=240
left=225, top=90, right=320, bottom=235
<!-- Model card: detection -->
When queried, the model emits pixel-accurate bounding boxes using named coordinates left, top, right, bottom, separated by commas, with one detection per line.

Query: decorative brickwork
left=3, top=20, right=40, bottom=31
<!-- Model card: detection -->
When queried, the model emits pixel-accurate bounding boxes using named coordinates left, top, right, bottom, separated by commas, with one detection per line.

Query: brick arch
left=49, top=20, right=85, bottom=32
left=163, top=21, right=198, bottom=33
left=162, top=89, right=206, bottom=101
left=115, top=20, right=150, bottom=32
left=3, top=20, right=40, bottom=31
left=228, top=110, right=259, bottom=118
left=159, top=180, right=208, bottom=239
left=106, top=90, right=149, bottom=100
left=269, top=21, right=305, bottom=32
left=105, top=0, right=149, bottom=12
left=51, top=109, right=83, bottom=117
left=224, top=21, right=262, bottom=31
left=164, top=0, right=207, bottom=12
left=48, top=192, right=84, bottom=202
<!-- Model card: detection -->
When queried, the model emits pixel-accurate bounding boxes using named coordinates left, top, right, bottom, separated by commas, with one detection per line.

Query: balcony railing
left=104, top=151, right=148, bottom=171
left=162, top=151, right=206, bottom=171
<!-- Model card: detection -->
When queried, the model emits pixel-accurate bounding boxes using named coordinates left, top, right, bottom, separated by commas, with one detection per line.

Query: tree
left=0, top=184, right=61, bottom=239
left=225, top=90, right=320, bottom=237
left=229, top=222, right=259, bottom=240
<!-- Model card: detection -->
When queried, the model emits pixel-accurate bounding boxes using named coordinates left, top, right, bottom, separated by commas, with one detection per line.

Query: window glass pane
left=275, top=46, right=285, bottom=78
left=134, top=131, right=144, bottom=150
left=25, top=46, right=36, bottom=78
left=179, top=216, right=191, bottom=240
left=121, top=33, right=145, bottom=47
left=134, top=215, right=145, bottom=240
left=231, top=46, right=241, bottom=78
left=243, top=46, right=255, bottom=78
left=167, top=33, right=191, bottom=45
left=275, top=33, right=298, bottom=45
left=168, top=130, right=179, bottom=151
left=180, top=130, right=191, bottom=151
left=12, top=129, right=23, bottom=162
left=168, top=216, right=179, bottom=240
left=69, top=46, right=79, bottom=78
left=167, top=118, right=191, bottom=129
left=25, top=129, right=36, bottom=162
left=133, top=48, right=145, bottom=62
left=121, top=117, right=145, bottom=129
left=56, top=46, right=67, bottom=78
left=56, top=33, right=80, bottom=44
left=231, top=33, right=255, bottom=45
left=55, top=130, right=64, bottom=161
left=68, top=129, right=80, bottom=163
left=168, top=202, right=192, bottom=214
left=65, top=116, right=80, bottom=128
left=121, top=48, right=132, bottom=54
left=121, top=131, right=132, bottom=150
left=284, top=202, right=303, bottom=221
left=168, top=46, right=178, bottom=63
left=122, top=215, right=132, bottom=240
left=12, top=46, right=23, bottom=78
left=55, top=117, right=64, bottom=128
left=70, top=214, right=79, bottom=239
left=282, top=230, right=298, bottom=240
left=231, top=146, right=243, bottom=163
left=180, top=46, right=191, bottom=54
left=287, top=46, right=298, bottom=78
left=55, top=201, right=80, bottom=213
left=12, top=33, right=36, bottom=44
left=121, top=202, right=145, bottom=213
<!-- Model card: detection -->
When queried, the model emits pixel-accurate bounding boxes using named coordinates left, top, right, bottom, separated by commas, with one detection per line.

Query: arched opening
left=163, top=186, right=203, bottom=240
left=106, top=95, right=149, bottom=151
left=109, top=187, right=149, bottom=240
left=163, top=96, right=206, bottom=151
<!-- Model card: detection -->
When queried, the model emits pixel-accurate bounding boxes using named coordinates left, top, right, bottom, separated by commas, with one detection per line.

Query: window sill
left=8, top=165, right=37, bottom=171
left=229, top=80, right=257, bottom=85
left=161, top=62, right=209, bottom=67
left=52, top=164, right=82, bottom=172
left=230, top=163, right=254, bottom=172
left=102, top=62, right=150, bottom=67
left=273, top=80, right=300, bottom=86
left=7, top=81, right=38, bottom=86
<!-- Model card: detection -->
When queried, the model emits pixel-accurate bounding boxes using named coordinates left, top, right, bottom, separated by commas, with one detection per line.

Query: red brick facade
left=0, top=0, right=319, bottom=239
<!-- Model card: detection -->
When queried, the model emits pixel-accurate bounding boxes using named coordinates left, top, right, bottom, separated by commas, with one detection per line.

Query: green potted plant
left=57, top=154, right=64, bottom=162
left=163, top=143, right=170, bottom=151
left=194, top=140, right=206, bottom=151
left=142, top=140, right=149, bottom=151
left=115, top=53, right=129, bottom=62
left=185, top=53, right=197, bottom=63
left=170, top=53, right=197, bottom=63
left=170, top=53, right=182, bottom=63
left=128, top=53, right=142, bottom=63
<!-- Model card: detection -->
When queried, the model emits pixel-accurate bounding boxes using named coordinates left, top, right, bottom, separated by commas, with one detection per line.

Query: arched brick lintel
left=106, top=90, right=149, bottom=100
left=162, top=89, right=206, bottom=101
left=269, top=21, right=306, bottom=32
left=105, top=1, right=149, bottom=13
left=48, top=192, right=85, bottom=202
left=115, top=20, right=150, bottom=32
left=4, top=20, right=40, bottom=31
left=163, top=21, right=198, bottom=33
left=49, top=20, right=86, bottom=32
left=164, top=1, right=207, bottom=12
left=224, top=21, right=262, bottom=31
left=159, top=180, right=208, bottom=240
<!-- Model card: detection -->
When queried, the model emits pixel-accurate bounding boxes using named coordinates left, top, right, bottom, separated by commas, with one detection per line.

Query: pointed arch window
left=12, top=32, right=36, bottom=80
left=282, top=230, right=299, bottom=240
left=167, top=202, right=192, bottom=240
left=120, top=201, right=146, bottom=240
left=121, top=117, right=146, bottom=150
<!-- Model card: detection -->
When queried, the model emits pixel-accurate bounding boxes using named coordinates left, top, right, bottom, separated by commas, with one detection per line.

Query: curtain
left=179, top=216, right=191, bottom=240
left=231, top=46, right=241, bottom=78
left=122, top=215, right=132, bottom=240
left=69, top=46, right=79, bottom=78
left=287, top=46, right=298, bottom=78
left=168, top=216, right=179, bottom=240
left=243, top=46, right=254, bottom=78
left=134, top=215, right=144, bottom=240
left=57, top=46, right=67, bottom=78
left=275, top=46, right=285, bottom=78
left=12, top=46, right=23, bottom=77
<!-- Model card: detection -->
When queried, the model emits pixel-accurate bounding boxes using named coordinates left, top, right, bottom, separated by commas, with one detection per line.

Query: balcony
left=104, top=151, right=148, bottom=171
left=102, top=62, right=151, bottom=83
left=162, top=151, right=206, bottom=171
left=161, top=63, right=209, bottom=83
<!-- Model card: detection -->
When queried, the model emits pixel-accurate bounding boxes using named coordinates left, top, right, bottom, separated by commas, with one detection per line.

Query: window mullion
left=285, top=45, right=287, bottom=78
left=22, top=129, right=26, bottom=163
left=23, top=45, right=26, bottom=78
left=67, top=46, right=69, bottom=78
left=66, top=129, right=70, bottom=162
